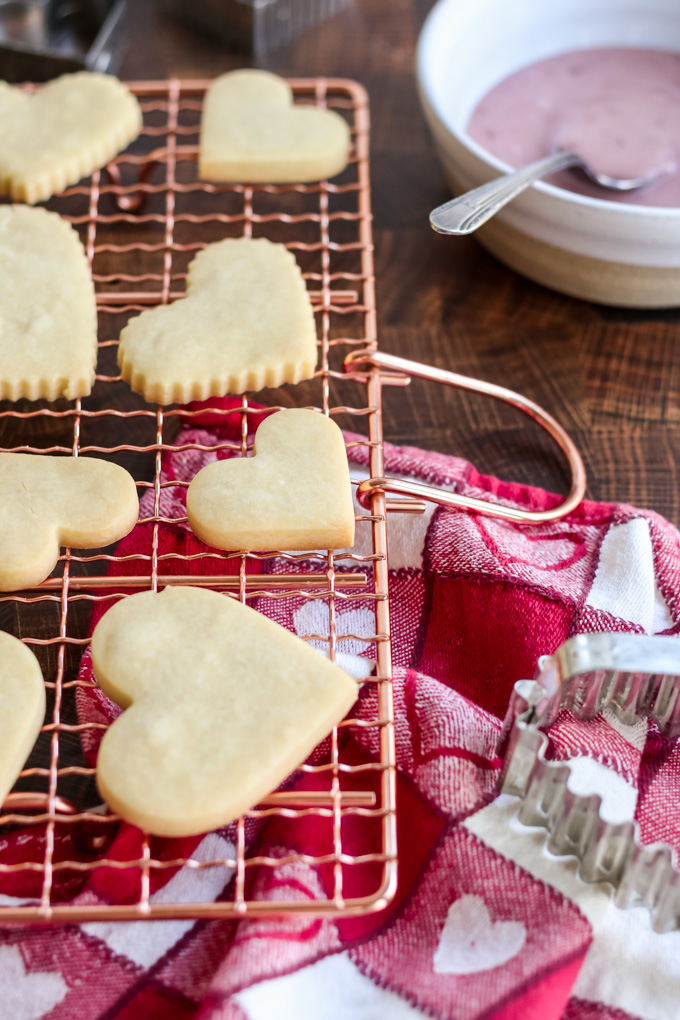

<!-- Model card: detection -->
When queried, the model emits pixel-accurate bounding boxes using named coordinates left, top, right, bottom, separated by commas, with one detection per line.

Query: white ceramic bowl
left=416, top=0, right=680, bottom=306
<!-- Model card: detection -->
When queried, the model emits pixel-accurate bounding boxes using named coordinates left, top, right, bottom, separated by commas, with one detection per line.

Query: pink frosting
left=466, top=47, right=680, bottom=207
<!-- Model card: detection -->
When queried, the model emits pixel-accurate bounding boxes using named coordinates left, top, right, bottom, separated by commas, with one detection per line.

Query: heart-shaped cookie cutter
left=498, top=633, right=680, bottom=933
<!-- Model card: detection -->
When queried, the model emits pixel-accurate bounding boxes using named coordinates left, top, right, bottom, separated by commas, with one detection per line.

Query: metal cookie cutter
left=498, top=633, right=680, bottom=933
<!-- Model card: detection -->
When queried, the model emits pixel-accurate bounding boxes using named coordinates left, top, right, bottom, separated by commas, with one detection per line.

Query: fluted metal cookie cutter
left=498, top=633, right=680, bottom=933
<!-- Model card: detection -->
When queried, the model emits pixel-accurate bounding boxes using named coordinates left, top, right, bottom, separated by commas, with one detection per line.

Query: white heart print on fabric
left=0, top=945, right=68, bottom=1020
left=433, top=894, right=526, bottom=975
left=293, top=602, right=376, bottom=680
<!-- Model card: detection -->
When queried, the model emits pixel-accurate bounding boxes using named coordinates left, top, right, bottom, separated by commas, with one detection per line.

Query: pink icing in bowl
left=416, top=0, right=680, bottom=306
left=467, top=48, right=680, bottom=206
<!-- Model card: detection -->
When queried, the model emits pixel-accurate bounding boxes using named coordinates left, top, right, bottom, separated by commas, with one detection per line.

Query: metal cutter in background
left=499, top=632, right=680, bottom=933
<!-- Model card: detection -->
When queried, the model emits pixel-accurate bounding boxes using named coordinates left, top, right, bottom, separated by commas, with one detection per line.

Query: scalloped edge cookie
left=0, top=72, right=142, bottom=204
left=0, top=205, right=97, bottom=401
left=118, top=237, right=318, bottom=404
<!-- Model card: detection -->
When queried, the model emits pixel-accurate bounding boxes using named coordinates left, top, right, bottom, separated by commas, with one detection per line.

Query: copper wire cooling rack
left=0, top=79, right=400, bottom=923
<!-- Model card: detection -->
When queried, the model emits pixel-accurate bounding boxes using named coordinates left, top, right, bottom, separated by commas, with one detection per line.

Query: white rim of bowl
left=416, top=0, right=680, bottom=220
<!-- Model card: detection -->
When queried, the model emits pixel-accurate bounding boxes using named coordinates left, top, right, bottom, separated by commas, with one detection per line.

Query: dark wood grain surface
left=111, top=0, right=680, bottom=523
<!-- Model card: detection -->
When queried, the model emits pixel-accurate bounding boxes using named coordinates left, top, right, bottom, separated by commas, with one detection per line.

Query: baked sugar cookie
left=92, top=586, right=358, bottom=836
left=0, top=633, right=45, bottom=808
left=0, top=206, right=97, bottom=401
left=118, top=237, right=317, bottom=404
left=0, top=72, right=142, bottom=204
left=200, top=69, right=350, bottom=182
left=0, top=454, right=139, bottom=591
left=187, top=408, right=355, bottom=551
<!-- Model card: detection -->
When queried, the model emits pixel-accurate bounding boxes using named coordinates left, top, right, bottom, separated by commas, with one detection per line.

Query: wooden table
left=114, top=0, right=680, bottom=524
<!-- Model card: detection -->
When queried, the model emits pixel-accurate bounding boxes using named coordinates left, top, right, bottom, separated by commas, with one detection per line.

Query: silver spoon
left=429, top=150, right=664, bottom=235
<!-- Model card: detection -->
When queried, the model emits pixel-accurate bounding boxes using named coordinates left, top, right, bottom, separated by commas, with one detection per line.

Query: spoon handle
left=429, top=151, right=582, bottom=235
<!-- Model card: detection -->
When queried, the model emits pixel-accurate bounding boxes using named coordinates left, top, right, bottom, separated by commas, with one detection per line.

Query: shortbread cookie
left=187, top=408, right=355, bottom=551
left=0, top=454, right=139, bottom=591
left=0, top=633, right=45, bottom=808
left=92, top=586, right=357, bottom=836
left=0, top=206, right=97, bottom=401
left=118, top=237, right=317, bottom=404
left=0, top=72, right=142, bottom=204
left=199, top=69, right=350, bottom=182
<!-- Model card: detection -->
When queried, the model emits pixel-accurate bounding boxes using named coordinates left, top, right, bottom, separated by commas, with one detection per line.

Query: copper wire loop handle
left=345, top=350, right=587, bottom=523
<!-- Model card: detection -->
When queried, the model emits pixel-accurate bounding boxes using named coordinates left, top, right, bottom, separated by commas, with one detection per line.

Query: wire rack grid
left=0, top=78, right=398, bottom=923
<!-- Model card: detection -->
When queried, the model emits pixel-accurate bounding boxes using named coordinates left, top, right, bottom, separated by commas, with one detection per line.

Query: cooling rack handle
left=344, top=349, right=586, bottom=524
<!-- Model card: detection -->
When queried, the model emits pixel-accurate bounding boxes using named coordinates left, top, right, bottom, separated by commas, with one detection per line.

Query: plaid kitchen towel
left=0, top=401, right=679, bottom=1020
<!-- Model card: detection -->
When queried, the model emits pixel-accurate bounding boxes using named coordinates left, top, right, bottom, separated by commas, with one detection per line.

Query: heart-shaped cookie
left=0, top=632, right=45, bottom=807
left=0, top=454, right=139, bottom=591
left=91, top=586, right=358, bottom=836
left=118, top=237, right=318, bottom=404
left=0, top=206, right=97, bottom=401
left=0, top=72, right=142, bottom=204
left=186, top=408, right=355, bottom=551
left=199, top=69, right=350, bottom=182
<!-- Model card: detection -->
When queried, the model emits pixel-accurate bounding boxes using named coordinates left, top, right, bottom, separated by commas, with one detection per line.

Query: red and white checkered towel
left=1, top=404, right=679, bottom=1020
